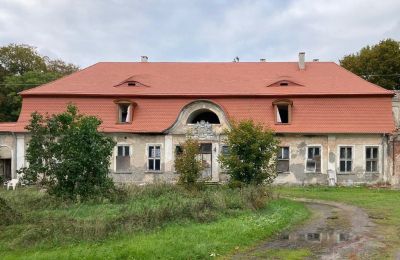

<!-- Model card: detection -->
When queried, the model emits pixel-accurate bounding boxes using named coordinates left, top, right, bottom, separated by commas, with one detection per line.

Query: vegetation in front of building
left=175, top=138, right=204, bottom=187
left=0, top=184, right=309, bottom=259
left=21, top=105, right=116, bottom=201
left=219, top=119, right=279, bottom=185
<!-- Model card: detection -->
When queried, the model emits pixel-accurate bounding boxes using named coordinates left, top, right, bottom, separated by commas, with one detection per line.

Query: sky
left=0, top=0, right=399, bottom=68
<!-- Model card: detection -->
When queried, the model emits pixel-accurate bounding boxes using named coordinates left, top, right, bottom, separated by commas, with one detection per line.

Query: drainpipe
left=382, top=134, right=387, bottom=183
left=11, top=132, right=17, bottom=179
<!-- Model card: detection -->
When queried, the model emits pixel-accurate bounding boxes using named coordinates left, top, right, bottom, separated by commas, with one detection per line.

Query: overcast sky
left=1, top=0, right=399, bottom=68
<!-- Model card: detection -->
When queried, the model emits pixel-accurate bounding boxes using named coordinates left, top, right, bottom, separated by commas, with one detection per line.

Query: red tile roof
left=21, top=62, right=393, bottom=97
left=1, top=62, right=395, bottom=134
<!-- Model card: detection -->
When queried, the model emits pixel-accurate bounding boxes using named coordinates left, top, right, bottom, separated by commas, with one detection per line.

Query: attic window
left=279, top=81, right=289, bottom=86
left=114, top=100, right=134, bottom=123
left=127, top=81, right=137, bottom=86
left=273, top=99, right=293, bottom=124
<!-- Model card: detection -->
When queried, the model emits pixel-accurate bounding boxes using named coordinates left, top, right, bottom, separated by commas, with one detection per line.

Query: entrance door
left=1, top=159, right=11, bottom=181
left=198, top=143, right=212, bottom=179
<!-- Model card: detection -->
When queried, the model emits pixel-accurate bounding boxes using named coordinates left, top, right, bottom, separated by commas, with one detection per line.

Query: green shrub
left=219, top=119, right=279, bottom=185
left=175, top=138, right=204, bottom=187
left=22, top=104, right=116, bottom=201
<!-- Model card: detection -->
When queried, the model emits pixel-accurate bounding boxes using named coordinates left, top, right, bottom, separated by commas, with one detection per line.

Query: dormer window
left=279, top=81, right=289, bottom=86
left=273, top=99, right=293, bottom=124
left=114, top=100, right=134, bottom=123
left=127, top=81, right=137, bottom=86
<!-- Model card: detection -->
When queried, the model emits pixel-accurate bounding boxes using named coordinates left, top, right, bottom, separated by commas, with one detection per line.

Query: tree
left=0, top=43, right=79, bottom=122
left=22, top=104, right=116, bottom=201
left=175, top=138, right=204, bottom=187
left=340, top=39, right=400, bottom=90
left=219, top=120, right=279, bottom=185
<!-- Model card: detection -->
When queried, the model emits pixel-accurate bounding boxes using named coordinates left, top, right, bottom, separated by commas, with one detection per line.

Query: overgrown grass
left=277, top=186, right=400, bottom=259
left=0, top=184, right=309, bottom=259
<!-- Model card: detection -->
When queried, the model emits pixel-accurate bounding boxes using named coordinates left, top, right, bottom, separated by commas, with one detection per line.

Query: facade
left=0, top=54, right=397, bottom=185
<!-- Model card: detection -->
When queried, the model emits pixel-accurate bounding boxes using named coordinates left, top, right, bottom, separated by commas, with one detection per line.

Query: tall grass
left=0, top=184, right=272, bottom=251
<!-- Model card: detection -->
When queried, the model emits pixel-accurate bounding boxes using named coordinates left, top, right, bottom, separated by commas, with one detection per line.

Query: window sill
left=145, top=171, right=163, bottom=174
left=114, top=171, right=132, bottom=174
left=337, top=172, right=355, bottom=175
left=116, top=122, right=132, bottom=125
left=275, top=123, right=291, bottom=125
left=305, top=171, right=322, bottom=174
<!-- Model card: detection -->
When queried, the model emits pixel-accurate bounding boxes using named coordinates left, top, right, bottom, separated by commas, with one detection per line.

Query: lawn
left=277, top=186, right=400, bottom=259
left=0, top=184, right=309, bottom=259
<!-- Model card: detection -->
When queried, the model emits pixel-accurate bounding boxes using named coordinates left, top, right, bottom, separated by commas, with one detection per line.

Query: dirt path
left=232, top=198, right=386, bottom=259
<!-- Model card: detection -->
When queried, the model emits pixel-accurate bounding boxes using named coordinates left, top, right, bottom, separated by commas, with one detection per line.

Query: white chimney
left=141, top=56, right=148, bottom=62
left=298, top=52, right=305, bottom=70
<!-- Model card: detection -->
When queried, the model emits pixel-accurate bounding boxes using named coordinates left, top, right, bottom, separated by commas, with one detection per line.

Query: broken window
left=306, top=146, right=321, bottom=172
left=118, top=103, right=132, bottom=123
left=277, top=146, right=290, bottom=173
left=148, top=145, right=161, bottom=171
left=339, top=147, right=352, bottom=173
left=116, top=145, right=130, bottom=172
left=366, top=147, right=378, bottom=172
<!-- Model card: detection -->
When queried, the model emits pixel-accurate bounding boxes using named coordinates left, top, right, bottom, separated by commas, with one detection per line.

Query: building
left=0, top=53, right=397, bottom=185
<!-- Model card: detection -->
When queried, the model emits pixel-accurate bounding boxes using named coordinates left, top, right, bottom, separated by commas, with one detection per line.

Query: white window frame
left=114, top=143, right=132, bottom=172
left=337, top=145, right=355, bottom=174
left=364, top=145, right=380, bottom=173
left=146, top=144, right=162, bottom=172
left=277, top=146, right=290, bottom=173
left=305, top=145, right=322, bottom=173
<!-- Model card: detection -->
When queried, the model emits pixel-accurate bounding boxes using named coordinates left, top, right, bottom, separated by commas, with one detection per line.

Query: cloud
left=0, top=0, right=399, bottom=67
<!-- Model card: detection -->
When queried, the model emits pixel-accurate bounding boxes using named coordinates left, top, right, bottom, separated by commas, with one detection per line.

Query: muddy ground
left=232, top=198, right=387, bottom=259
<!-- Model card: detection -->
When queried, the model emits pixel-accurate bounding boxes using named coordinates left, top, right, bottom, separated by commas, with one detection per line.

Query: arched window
left=187, top=109, right=220, bottom=124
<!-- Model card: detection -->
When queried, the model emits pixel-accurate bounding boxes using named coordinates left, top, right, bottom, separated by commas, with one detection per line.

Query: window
left=175, top=145, right=183, bottom=156
left=339, top=147, right=352, bottom=173
left=273, top=100, right=292, bottom=124
left=306, top=146, right=321, bottom=172
left=366, top=147, right=378, bottom=172
left=116, top=145, right=130, bottom=172
left=148, top=145, right=161, bottom=171
left=187, top=109, right=220, bottom=124
left=221, top=145, right=229, bottom=156
left=118, top=103, right=132, bottom=123
left=279, top=81, right=289, bottom=86
left=277, top=147, right=290, bottom=173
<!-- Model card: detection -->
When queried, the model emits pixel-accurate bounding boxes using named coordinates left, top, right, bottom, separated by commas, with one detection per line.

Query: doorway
left=1, top=159, right=11, bottom=181
left=198, top=143, right=212, bottom=179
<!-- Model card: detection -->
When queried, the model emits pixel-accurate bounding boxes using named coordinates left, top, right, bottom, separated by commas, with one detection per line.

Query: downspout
left=11, top=132, right=17, bottom=179
left=382, top=134, right=387, bottom=183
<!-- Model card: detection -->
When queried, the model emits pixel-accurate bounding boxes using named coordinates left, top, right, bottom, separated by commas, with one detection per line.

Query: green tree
left=22, top=104, right=116, bottom=201
left=340, top=39, right=400, bottom=90
left=175, top=138, right=204, bottom=187
left=219, top=120, right=279, bottom=185
left=0, top=43, right=79, bottom=122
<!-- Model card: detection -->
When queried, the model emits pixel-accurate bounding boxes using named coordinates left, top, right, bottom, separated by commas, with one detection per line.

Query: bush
left=219, top=119, right=279, bottom=185
left=175, top=138, right=204, bottom=187
left=22, top=104, right=116, bottom=201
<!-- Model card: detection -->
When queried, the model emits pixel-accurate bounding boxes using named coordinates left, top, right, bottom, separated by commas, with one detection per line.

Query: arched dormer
left=165, top=100, right=229, bottom=135
left=266, top=79, right=304, bottom=88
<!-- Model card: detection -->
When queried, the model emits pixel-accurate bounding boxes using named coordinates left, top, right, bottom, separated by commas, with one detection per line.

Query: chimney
left=298, top=52, right=305, bottom=70
left=141, top=56, right=148, bottom=62
left=260, top=58, right=266, bottom=62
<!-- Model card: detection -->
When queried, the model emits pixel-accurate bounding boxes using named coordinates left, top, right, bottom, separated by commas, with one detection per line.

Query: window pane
left=277, top=160, right=289, bottom=173
left=346, top=161, right=352, bottom=172
left=340, top=148, right=345, bottom=159
left=308, top=148, right=313, bottom=159
left=372, top=148, right=378, bottom=159
left=340, top=161, right=346, bottom=172
left=155, top=146, right=161, bottom=158
left=306, top=160, right=316, bottom=171
left=175, top=146, right=183, bottom=156
left=277, top=104, right=289, bottom=123
left=155, top=159, right=161, bottom=171
left=366, top=161, right=371, bottom=172
left=118, top=146, right=123, bottom=156
left=221, top=145, right=229, bottom=155
left=315, top=156, right=321, bottom=172
left=149, top=146, right=154, bottom=158
left=148, top=159, right=154, bottom=170
left=366, top=148, right=371, bottom=159
left=372, top=161, right=377, bottom=172
left=124, top=146, right=130, bottom=156
left=283, top=147, right=289, bottom=159
left=347, top=148, right=352, bottom=159
left=314, top=147, right=320, bottom=156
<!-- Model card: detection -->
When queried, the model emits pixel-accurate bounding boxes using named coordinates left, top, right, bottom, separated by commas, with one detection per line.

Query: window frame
left=146, top=144, right=162, bottom=172
left=114, top=143, right=132, bottom=173
left=305, top=145, right=322, bottom=173
left=364, top=145, right=379, bottom=173
left=277, top=146, right=290, bottom=173
left=337, top=145, right=354, bottom=174
left=272, top=99, right=293, bottom=125
left=114, top=100, right=135, bottom=124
